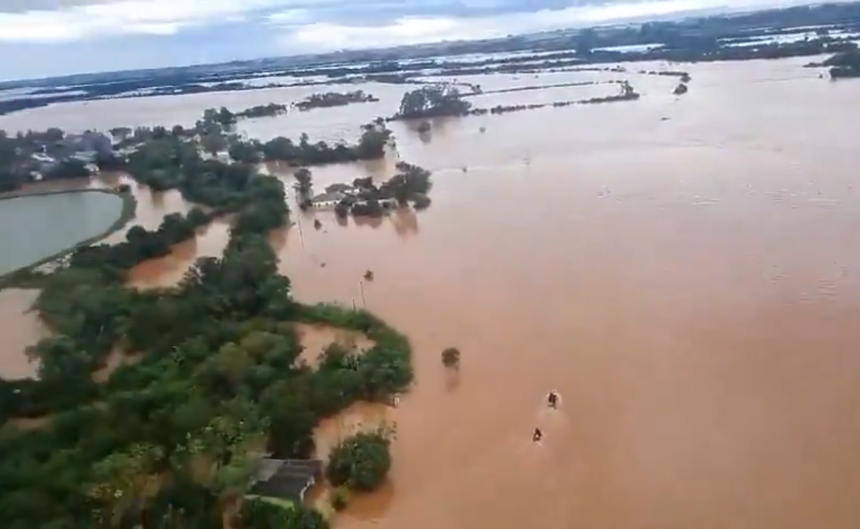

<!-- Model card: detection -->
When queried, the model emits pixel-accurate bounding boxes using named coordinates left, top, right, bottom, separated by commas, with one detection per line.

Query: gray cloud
left=0, top=0, right=115, bottom=13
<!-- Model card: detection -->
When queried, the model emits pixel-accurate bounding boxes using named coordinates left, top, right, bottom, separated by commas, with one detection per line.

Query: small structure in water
left=249, top=457, right=322, bottom=503
left=547, top=390, right=559, bottom=409
left=309, top=191, right=347, bottom=209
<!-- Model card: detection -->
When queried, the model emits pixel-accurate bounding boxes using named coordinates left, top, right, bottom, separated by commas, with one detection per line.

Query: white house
left=31, top=152, right=58, bottom=173
left=309, top=191, right=346, bottom=209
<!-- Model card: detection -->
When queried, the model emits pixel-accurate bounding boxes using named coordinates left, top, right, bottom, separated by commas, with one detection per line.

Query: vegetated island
left=818, top=49, right=860, bottom=79
left=388, top=82, right=640, bottom=122
left=0, top=110, right=422, bottom=527
left=3, top=3, right=860, bottom=116
left=235, top=103, right=289, bottom=119
left=292, top=162, right=433, bottom=218
left=294, top=90, right=380, bottom=111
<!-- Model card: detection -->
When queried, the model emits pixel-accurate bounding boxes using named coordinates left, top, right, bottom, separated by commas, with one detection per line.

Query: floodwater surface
left=0, top=289, right=46, bottom=379
left=0, top=190, right=125, bottom=275
left=2, top=57, right=860, bottom=529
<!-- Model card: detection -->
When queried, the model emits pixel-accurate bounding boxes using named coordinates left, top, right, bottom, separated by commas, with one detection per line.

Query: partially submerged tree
left=325, top=427, right=394, bottom=492
left=294, top=167, right=313, bottom=199
left=396, top=85, right=472, bottom=120
left=441, top=347, right=461, bottom=370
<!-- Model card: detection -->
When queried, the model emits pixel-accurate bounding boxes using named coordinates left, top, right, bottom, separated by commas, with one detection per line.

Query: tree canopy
left=395, top=86, right=473, bottom=120
left=325, top=429, right=393, bottom=492
left=0, top=125, right=413, bottom=527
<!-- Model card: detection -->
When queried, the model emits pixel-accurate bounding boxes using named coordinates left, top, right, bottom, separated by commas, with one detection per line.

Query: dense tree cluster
left=0, top=129, right=102, bottom=192
left=379, top=162, right=432, bottom=204
left=0, top=123, right=413, bottom=527
left=238, top=498, right=328, bottom=529
left=328, top=162, right=433, bottom=219
left=237, top=103, right=289, bottom=119
left=394, top=86, right=473, bottom=120
left=294, top=91, right=379, bottom=111
left=258, top=124, right=391, bottom=165
left=325, top=429, right=392, bottom=492
left=1, top=101, right=380, bottom=196
left=824, top=48, right=860, bottom=79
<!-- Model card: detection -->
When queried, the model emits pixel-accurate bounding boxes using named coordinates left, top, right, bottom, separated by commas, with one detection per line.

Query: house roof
left=311, top=191, right=345, bottom=203
left=250, top=458, right=322, bottom=502
left=325, top=183, right=354, bottom=194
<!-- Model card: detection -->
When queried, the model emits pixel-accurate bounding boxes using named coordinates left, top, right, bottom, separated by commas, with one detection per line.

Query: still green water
left=0, top=191, right=124, bottom=275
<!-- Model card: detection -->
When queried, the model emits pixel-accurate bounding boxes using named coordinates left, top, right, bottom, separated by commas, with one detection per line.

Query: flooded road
left=4, top=57, right=860, bottom=528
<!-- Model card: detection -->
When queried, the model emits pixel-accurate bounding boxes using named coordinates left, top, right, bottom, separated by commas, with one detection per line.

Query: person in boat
left=547, top=390, right=559, bottom=409
left=533, top=427, right=543, bottom=442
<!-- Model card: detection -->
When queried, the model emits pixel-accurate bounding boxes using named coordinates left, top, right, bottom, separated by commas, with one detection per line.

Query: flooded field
left=3, top=57, right=860, bottom=529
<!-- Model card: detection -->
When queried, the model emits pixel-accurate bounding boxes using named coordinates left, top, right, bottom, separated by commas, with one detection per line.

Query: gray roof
left=325, top=183, right=354, bottom=193
left=311, top=191, right=345, bottom=203
left=250, top=458, right=322, bottom=502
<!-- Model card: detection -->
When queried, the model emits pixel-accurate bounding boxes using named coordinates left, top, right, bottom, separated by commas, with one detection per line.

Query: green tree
left=239, top=498, right=329, bottom=529
left=228, top=141, right=261, bottom=164
left=200, top=134, right=227, bottom=156
left=109, top=127, right=133, bottom=141
left=396, top=86, right=472, bottom=119
left=325, top=429, right=393, bottom=491
left=293, top=167, right=313, bottom=198
left=86, top=443, right=165, bottom=526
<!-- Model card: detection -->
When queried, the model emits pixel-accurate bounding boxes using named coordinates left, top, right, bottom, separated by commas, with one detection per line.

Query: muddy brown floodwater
left=3, top=57, right=860, bottom=529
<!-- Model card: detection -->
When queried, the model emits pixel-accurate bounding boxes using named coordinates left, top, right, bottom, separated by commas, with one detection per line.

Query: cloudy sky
left=0, top=0, right=833, bottom=80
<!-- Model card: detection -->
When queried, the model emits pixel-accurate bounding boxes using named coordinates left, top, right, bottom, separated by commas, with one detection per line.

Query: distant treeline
left=2, top=2, right=860, bottom=117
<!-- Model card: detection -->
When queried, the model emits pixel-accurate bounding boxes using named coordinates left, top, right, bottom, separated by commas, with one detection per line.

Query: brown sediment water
left=2, top=57, right=860, bottom=529
left=125, top=215, right=232, bottom=289
left=0, top=289, right=46, bottom=379
left=295, top=323, right=376, bottom=368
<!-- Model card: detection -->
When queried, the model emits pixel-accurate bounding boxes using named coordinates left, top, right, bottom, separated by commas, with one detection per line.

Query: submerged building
left=249, top=458, right=322, bottom=502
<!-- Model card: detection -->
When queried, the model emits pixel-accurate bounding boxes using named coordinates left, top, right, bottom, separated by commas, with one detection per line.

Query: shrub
left=441, top=347, right=460, bottom=369
left=239, top=498, right=329, bottom=529
left=325, top=429, right=392, bottom=492
left=330, top=486, right=351, bottom=511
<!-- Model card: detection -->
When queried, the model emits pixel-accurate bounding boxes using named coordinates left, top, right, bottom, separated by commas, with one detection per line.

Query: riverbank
left=0, top=187, right=136, bottom=288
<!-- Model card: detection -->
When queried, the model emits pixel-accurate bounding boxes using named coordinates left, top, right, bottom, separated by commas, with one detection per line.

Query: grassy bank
left=0, top=188, right=137, bottom=289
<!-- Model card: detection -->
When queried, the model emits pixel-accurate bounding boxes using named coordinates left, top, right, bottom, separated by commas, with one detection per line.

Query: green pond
left=0, top=191, right=125, bottom=275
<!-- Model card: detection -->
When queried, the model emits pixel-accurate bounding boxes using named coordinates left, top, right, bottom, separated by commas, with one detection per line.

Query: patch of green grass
left=243, top=494, right=295, bottom=511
